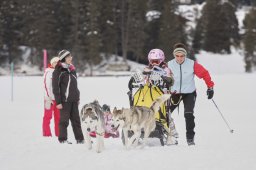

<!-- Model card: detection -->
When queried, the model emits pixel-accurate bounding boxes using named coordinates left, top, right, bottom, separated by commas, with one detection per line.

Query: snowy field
left=1, top=52, right=256, bottom=170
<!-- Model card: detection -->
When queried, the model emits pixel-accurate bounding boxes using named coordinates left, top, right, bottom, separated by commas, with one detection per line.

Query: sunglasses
left=150, top=59, right=161, bottom=65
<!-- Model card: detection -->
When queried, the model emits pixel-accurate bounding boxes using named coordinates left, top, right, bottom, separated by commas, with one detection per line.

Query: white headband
left=173, top=48, right=187, bottom=57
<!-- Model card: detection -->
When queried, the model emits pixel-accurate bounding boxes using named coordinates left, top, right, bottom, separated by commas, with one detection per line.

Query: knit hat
left=58, top=50, right=71, bottom=62
left=102, top=104, right=110, bottom=112
left=173, top=43, right=187, bottom=57
left=50, top=56, right=59, bottom=65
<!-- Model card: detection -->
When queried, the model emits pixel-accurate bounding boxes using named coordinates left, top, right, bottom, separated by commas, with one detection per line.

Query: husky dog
left=112, top=94, right=171, bottom=149
left=80, top=100, right=105, bottom=153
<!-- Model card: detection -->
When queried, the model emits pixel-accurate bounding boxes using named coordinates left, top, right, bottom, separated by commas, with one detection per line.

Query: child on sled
left=128, top=49, right=179, bottom=145
left=89, top=104, right=119, bottom=138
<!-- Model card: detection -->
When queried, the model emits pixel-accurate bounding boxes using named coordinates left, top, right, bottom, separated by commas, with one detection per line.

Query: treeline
left=0, top=0, right=256, bottom=72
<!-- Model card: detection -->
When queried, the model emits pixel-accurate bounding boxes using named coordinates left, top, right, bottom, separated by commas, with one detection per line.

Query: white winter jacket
left=43, top=67, right=55, bottom=100
left=168, top=58, right=214, bottom=94
left=168, top=58, right=196, bottom=93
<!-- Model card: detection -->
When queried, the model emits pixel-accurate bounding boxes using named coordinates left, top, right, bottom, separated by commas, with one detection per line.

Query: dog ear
left=93, top=100, right=99, bottom=105
left=113, top=107, right=117, bottom=112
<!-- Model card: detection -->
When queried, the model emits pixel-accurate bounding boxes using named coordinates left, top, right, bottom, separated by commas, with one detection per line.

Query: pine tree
left=192, top=17, right=204, bottom=53
left=99, top=0, right=118, bottom=59
left=202, top=0, right=224, bottom=53
left=243, top=8, right=256, bottom=72
left=158, top=0, right=186, bottom=61
left=21, top=0, right=70, bottom=66
left=0, top=0, right=24, bottom=64
left=144, top=0, right=163, bottom=61
left=54, top=0, right=73, bottom=51
left=120, top=0, right=130, bottom=62
left=85, top=0, right=101, bottom=66
left=70, top=0, right=87, bottom=67
left=221, top=0, right=240, bottom=49
left=201, top=0, right=239, bottom=54
left=127, top=0, right=147, bottom=62
left=71, top=0, right=101, bottom=74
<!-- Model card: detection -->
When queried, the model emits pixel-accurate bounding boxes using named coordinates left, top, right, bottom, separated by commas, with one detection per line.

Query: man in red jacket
left=168, top=43, right=214, bottom=146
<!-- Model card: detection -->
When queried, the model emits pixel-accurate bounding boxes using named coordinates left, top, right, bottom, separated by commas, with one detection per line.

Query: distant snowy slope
left=196, top=50, right=245, bottom=75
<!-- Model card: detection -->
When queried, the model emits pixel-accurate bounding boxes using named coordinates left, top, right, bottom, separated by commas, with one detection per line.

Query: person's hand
left=161, top=76, right=174, bottom=86
left=207, top=88, right=214, bottom=99
left=56, top=104, right=63, bottom=109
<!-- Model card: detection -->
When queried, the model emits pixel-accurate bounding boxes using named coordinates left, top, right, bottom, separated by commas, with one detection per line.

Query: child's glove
left=44, top=96, right=53, bottom=109
left=207, top=88, right=214, bottom=99
left=44, top=100, right=52, bottom=110
left=152, top=66, right=167, bottom=76
left=150, top=70, right=162, bottom=81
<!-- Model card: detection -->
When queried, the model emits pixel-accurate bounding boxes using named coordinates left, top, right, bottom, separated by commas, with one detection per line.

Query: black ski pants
left=58, top=102, right=84, bottom=142
left=169, top=91, right=197, bottom=140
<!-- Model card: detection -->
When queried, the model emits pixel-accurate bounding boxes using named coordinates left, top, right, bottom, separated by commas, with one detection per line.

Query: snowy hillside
left=196, top=49, right=245, bottom=75
left=0, top=50, right=256, bottom=170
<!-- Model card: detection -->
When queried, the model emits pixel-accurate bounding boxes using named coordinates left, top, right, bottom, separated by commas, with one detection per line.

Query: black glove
left=128, top=77, right=135, bottom=91
left=207, top=88, right=214, bottom=99
left=161, top=76, right=173, bottom=87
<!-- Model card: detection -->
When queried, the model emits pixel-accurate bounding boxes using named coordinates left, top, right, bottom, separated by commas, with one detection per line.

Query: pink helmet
left=147, top=49, right=165, bottom=65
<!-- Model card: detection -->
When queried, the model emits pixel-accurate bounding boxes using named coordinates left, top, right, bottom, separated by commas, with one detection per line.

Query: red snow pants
left=42, top=100, right=60, bottom=137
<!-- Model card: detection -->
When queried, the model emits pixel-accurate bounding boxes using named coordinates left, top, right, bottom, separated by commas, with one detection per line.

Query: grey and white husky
left=111, top=94, right=171, bottom=149
left=80, top=100, right=105, bottom=153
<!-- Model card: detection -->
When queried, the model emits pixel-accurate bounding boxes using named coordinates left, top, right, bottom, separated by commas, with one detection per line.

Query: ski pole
left=211, top=99, right=234, bottom=133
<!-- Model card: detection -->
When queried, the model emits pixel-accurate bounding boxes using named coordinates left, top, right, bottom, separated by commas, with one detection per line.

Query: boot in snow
left=187, top=138, right=195, bottom=146
left=59, top=140, right=72, bottom=144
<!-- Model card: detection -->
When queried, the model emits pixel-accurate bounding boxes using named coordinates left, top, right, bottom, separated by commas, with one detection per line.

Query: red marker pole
left=43, top=49, right=47, bottom=71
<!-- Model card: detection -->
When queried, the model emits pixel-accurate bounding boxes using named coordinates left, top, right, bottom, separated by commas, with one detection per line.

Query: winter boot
left=187, top=138, right=195, bottom=146
left=77, top=140, right=84, bottom=144
left=59, top=140, right=72, bottom=144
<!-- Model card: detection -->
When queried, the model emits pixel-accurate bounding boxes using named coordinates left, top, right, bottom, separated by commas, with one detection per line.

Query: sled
left=122, top=83, right=170, bottom=146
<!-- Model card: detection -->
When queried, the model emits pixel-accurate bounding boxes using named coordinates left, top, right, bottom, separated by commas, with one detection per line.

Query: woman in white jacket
left=42, top=57, right=60, bottom=137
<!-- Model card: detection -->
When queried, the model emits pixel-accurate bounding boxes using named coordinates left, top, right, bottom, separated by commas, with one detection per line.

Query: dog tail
left=150, top=94, right=171, bottom=114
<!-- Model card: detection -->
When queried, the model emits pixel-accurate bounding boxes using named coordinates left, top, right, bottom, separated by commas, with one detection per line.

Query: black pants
left=169, top=91, right=197, bottom=140
left=58, top=102, right=84, bottom=142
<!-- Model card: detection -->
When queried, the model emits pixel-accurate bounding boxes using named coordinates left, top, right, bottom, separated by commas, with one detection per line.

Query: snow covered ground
left=1, top=51, right=256, bottom=170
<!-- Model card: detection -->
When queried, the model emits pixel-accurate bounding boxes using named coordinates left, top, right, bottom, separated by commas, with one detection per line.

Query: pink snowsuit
left=104, top=113, right=114, bottom=134
left=43, top=66, right=60, bottom=137
left=89, top=112, right=119, bottom=138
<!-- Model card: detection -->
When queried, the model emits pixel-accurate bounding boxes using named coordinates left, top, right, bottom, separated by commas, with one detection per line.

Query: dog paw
left=87, top=145, right=92, bottom=150
left=138, top=144, right=145, bottom=149
left=96, top=149, right=102, bottom=153
left=124, top=145, right=131, bottom=150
